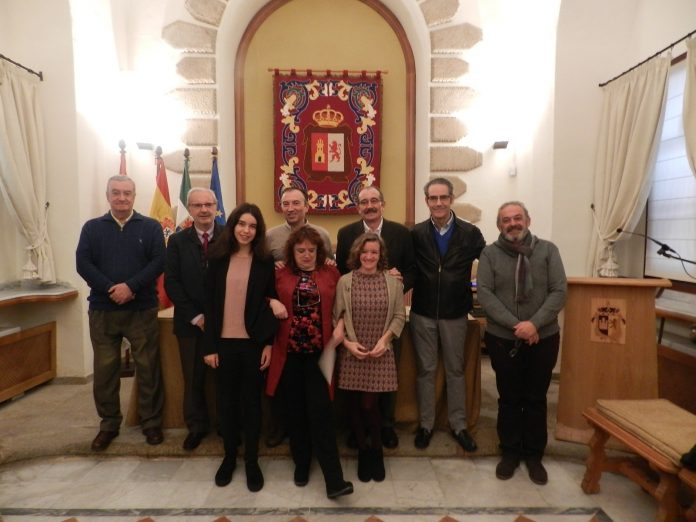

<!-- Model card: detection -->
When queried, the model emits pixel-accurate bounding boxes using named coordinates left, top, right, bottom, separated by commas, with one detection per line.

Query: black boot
left=357, top=448, right=371, bottom=482
left=371, top=447, right=385, bottom=482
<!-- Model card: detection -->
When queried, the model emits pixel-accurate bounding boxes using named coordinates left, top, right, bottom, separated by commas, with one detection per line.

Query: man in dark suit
left=335, top=185, right=415, bottom=448
left=164, top=187, right=223, bottom=450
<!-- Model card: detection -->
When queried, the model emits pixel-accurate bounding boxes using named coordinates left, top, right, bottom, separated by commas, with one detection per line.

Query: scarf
left=494, top=232, right=536, bottom=302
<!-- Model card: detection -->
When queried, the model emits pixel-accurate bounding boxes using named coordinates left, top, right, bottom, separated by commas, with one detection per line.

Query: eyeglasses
left=426, top=195, right=451, bottom=203
left=189, top=203, right=216, bottom=209
left=358, top=197, right=382, bottom=206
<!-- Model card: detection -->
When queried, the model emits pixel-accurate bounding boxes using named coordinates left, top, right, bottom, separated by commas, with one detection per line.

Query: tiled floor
left=0, top=453, right=656, bottom=521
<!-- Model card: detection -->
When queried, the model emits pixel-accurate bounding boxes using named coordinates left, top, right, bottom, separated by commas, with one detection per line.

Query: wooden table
left=127, top=311, right=482, bottom=431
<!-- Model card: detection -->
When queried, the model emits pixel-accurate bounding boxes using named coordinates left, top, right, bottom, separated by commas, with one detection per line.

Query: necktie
left=202, top=232, right=209, bottom=256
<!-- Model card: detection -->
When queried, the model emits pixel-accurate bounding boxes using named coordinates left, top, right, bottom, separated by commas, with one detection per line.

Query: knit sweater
left=476, top=235, right=567, bottom=340
left=76, top=211, right=165, bottom=311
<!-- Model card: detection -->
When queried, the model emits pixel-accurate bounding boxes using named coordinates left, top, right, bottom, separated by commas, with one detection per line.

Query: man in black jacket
left=335, top=185, right=415, bottom=448
left=164, top=187, right=223, bottom=450
left=410, top=177, right=485, bottom=452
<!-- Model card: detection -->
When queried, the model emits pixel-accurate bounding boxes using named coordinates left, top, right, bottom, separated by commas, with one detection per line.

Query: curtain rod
left=599, top=28, right=695, bottom=87
left=268, top=68, right=387, bottom=76
left=0, top=53, right=43, bottom=81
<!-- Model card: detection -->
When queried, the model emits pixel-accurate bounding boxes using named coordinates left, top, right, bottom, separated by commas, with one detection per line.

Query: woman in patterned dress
left=265, top=225, right=354, bottom=500
left=333, top=232, right=406, bottom=482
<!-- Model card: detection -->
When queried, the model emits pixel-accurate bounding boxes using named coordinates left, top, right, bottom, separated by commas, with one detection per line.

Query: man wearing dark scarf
left=476, top=201, right=567, bottom=486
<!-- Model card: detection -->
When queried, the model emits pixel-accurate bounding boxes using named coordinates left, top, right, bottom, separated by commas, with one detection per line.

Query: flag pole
left=118, top=140, right=127, bottom=176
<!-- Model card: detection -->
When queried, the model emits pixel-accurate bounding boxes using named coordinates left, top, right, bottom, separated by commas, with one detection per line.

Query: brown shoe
left=91, top=430, right=118, bottom=451
left=143, top=427, right=163, bottom=445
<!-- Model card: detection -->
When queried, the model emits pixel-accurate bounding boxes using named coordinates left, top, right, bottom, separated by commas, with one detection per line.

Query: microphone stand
left=617, top=228, right=696, bottom=266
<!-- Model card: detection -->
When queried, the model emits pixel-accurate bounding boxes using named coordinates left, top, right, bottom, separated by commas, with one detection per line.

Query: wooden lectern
left=556, top=277, right=671, bottom=443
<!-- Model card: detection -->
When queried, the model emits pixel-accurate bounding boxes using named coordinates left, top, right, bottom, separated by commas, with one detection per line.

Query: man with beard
left=335, top=185, right=415, bottom=448
left=476, top=201, right=567, bottom=485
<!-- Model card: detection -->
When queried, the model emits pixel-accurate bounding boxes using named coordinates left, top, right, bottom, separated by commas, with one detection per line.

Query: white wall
left=554, top=0, right=696, bottom=276
left=456, top=0, right=561, bottom=243
left=0, top=0, right=91, bottom=377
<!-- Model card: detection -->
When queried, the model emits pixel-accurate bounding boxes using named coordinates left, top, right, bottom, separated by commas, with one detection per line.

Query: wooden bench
left=680, top=468, right=696, bottom=522
left=582, top=405, right=696, bottom=522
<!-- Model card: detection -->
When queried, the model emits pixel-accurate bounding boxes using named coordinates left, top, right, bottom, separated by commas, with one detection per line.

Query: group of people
left=76, top=174, right=567, bottom=499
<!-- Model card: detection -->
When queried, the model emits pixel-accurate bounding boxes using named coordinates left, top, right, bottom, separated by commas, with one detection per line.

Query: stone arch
left=162, top=0, right=482, bottom=222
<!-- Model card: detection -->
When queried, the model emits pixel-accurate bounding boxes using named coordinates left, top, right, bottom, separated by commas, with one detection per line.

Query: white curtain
left=588, top=56, right=671, bottom=276
left=684, top=38, right=696, bottom=178
left=0, top=62, right=55, bottom=283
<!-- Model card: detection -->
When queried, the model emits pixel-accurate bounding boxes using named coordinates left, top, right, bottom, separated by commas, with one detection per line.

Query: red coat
left=266, top=264, right=340, bottom=397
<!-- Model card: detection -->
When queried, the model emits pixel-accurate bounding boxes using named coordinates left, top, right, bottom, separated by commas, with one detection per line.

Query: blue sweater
left=76, top=211, right=165, bottom=311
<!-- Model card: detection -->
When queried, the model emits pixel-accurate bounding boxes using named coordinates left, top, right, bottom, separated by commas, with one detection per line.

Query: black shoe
left=371, top=448, right=385, bottom=482
left=294, top=466, right=309, bottom=487
left=215, top=456, right=236, bottom=487
left=183, top=431, right=206, bottom=451
left=451, top=429, right=477, bottom=452
left=495, top=454, right=520, bottom=480
left=91, top=430, right=118, bottom=451
left=327, top=480, right=354, bottom=499
left=414, top=427, right=432, bottom=449
left=245, top=461, right=264, bottom=492
left=381, top=427, right=399, bottom=449
left=525, top=458, right=548, bottom=485
left=143, top=427, right=163, bottom=445
left=265, top=426, right=287, bottom=448
left=346, top=430, right=358, bottom=449
left=357, top=449, right=371, bottom=482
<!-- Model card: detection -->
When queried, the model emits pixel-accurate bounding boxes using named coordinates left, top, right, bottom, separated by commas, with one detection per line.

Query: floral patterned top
left=288, top=270, right=323, bottom=353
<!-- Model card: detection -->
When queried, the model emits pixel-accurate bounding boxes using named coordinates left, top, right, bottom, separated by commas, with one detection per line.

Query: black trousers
left=277, top=351, right=345, bottom=489
left=485, top=331, right=559, bottom=459
left=217, top=339, right=263, bottom=461
left=175, top=334, right=210, bottom=434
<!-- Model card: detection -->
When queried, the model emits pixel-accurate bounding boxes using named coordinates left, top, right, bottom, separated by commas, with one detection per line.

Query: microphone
left=616, top=227, right=677, bottom=254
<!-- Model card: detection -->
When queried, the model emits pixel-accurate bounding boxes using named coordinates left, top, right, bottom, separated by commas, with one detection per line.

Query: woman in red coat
left=266, top=225, right=353, bottom=500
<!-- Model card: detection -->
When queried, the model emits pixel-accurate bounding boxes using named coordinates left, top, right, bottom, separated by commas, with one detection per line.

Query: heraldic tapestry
left=273, top=71, right=383, bottom=214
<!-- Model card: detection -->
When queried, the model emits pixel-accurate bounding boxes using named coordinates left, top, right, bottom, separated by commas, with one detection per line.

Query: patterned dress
left=337, top=271, right=397, bottom=392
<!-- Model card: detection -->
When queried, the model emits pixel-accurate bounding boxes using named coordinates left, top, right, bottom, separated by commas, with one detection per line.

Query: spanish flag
left=150, top=147, right=174, bottom=308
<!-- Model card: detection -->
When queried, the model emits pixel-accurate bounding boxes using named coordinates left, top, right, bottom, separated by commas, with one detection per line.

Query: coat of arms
left=273, top=71, right=382, bottom=214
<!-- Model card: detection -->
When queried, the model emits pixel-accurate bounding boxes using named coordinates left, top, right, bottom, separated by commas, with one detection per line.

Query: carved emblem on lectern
left=590, top=298, right=627, bottom=344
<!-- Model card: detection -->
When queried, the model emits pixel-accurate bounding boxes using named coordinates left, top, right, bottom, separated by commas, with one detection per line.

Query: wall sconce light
left=493, top=140, right=517, bottom=177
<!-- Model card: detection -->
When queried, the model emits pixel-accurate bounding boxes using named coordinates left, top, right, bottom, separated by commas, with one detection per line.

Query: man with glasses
left=335, top=185, right=415, bottom=448
left=164, top=188, right=223, bottom=450
left=476, top=201, right=566, bottom=485
left=410, top=177, right=485, bottom=453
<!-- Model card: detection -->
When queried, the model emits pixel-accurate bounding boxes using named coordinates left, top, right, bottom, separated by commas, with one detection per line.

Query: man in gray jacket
left=476, top=201, right=566, bottom=486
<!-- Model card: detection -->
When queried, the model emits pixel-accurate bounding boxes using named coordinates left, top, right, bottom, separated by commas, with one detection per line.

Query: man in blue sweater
left=76, top=175, right=166, bottom=451
left=410, top=178, right=485, bottom=453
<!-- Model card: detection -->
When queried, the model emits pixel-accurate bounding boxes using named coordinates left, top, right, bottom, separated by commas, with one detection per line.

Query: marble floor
left=0, top=453, right=656, bottom=521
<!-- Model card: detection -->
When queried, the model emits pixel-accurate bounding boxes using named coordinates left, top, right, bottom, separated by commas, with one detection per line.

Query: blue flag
left=210, top=156, right=226, bottom=226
